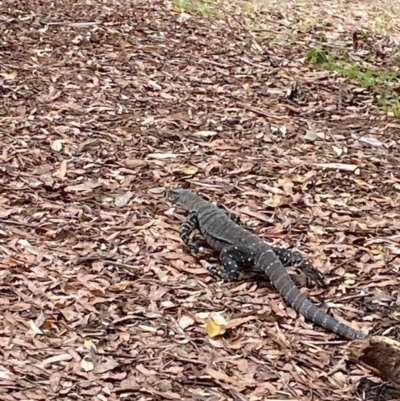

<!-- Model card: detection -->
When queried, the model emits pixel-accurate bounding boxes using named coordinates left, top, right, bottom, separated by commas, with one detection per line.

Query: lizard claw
left=207, top=266, right=238, bottom=282
left=207, top=266, right=228, bottom=281
left=189, top=244, right=200, bottom=255
left=304, top=267, right=327, bottom=288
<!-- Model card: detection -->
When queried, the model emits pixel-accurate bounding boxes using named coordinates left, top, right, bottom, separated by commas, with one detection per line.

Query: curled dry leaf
left=264, top=193, right=283, bottom=207
left=174, top=166, right=198, bottom=175
left=84, top=339, right=97, bottom=352
left=29, top=320, right=43, bottom=334
left=193, top=130, right=218, bottom=137
left=315, top=163, right=360, bottom=173
left=42, top=354, right=73, bottom=366
left=64, top=181, right=101, bottom=192
left=81, top=358, right=94, bottom=372
left=109, top=280, right=134, bottom=292
left=125, top=158, right=147, bottom=167
left=93, top=358, right=119, bottom=374
left=178, top=315, right=195, bottom=329
left=51, top=140, right=63, bottom=152
left=2, top=1, right=400, bottom=400
left=146, top=153, right=179, bottom=159
left=205, top=312, right=228, bottom=338
left=114, top=191, right=134, bottom=207
left=0, top=70, right=17, bottom=80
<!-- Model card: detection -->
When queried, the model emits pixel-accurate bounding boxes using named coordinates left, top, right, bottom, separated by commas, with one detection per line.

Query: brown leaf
left=64, top=181, right=101, bottom=192
left=93, top=358, right=119, bottom=374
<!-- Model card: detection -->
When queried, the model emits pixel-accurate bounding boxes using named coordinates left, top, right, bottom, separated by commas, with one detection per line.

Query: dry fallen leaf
left=81, top=358, right=94, bottom=372
left=1, top=2, right=399, bottom=400
left=304, top=121, right=318, bottom=141
left=109, top=281, right=134, bottom=292
left=42, top=354, right=73, bottom=366
left=205, top=313, right=227, bottom=338
left=0, top=70, right=17, bottom=80
left=114, top=191, right=134, bottom=207
left=315, top=163, right=360, bottom=173
left=146, top=153, right=179, bottom=159
left=29, top=320, right=43, bottom=334
left=93, top=358, right=119, bottom=374
left=84, top=339, right=97, bottom=352
left=263, top=193, right=283, bottom=208
left=178, top=315, right=195, bottom=329
left=174, top=166, right=198, bottom=175
left=193, top=130, right=218, bottom=137
left=64, top=181, right=102, bottom=192
left=125, top=158, right=147, bottom=167
left=51, top=140, right=63, bottom=152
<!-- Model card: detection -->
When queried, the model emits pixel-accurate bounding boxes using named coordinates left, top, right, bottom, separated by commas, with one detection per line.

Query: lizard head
left=164, top=187, right=199, bottom=210
left=164, top=188, right=186, bottom=204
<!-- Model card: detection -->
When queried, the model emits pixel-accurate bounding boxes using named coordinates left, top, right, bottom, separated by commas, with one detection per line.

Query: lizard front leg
left=271, top=246, right=326, bottom=288
left=179, top=210, right=200, bottom=254
left=208, top=245, right=254, bottom=282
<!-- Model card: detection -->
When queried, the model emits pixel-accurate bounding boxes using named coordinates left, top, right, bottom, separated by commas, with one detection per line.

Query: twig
left=105, top=260, right=140, bottom=270
left=0, top=219, right=48, bottom=231
left=236, top=102, right=275, bottom=119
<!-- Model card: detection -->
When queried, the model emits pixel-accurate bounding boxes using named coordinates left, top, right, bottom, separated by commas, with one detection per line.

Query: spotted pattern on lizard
left=165, top=187, right=368, bottom=340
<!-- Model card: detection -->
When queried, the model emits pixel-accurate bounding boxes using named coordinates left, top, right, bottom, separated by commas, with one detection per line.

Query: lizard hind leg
left=208, top=245, right=255, bottom=282
left=271, top=246, right=326, bottom=288
left=179, top=210, right=200, bottom=254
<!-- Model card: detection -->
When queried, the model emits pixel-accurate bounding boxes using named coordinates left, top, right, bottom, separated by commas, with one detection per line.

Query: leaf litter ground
left=0, top=0, right=400, bottom=400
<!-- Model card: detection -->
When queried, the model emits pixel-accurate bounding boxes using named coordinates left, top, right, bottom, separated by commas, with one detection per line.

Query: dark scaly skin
left=223, top=210, right=326, bottom=288
left=165, top=188, right=368, bottom=341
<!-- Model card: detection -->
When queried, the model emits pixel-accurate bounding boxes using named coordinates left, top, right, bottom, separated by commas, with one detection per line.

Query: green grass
left=378, top=96, right=400, bottom=117
left=172, top=0, right=220, bottom=16
left=305, top=46, right=400, bottom=115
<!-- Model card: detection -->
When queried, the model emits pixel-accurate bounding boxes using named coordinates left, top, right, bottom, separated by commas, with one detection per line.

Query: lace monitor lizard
left=165, top=187, right=368, bottom=340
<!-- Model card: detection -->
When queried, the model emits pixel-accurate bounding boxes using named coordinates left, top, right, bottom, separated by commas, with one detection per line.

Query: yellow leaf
left=370, top=248, right=385, bottom=255
left=277, top=70, right=291, bottom=79
left=84, top=339, right=97, bottom=351
left=0, top=71, right=17, bottom=80
left=205, top=313, right=227, bottom=338
left=172, top=6, right=183, bottom=12
left=193, top=130, right=218, bottom=137
left=176, top=166, right=198, bottom=175
left=310, top=225, right=325, bottom=235
left=264, top=194, right=282, bottom=208
left=205, top=319, right=224, bottom=338
left=352, top=178, right=372, bottom=188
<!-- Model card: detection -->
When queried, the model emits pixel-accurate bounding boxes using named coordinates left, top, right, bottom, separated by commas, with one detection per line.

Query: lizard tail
left=257, top=248, right=368, bottom=340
